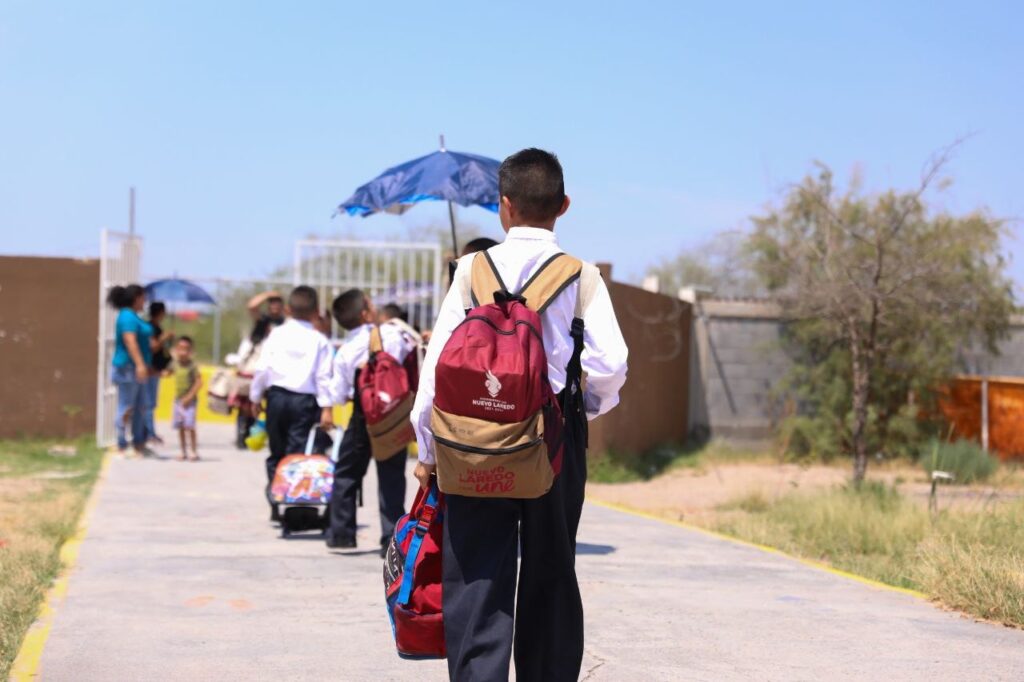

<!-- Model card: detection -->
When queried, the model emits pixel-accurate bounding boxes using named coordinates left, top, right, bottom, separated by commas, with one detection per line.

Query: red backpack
left=431, top=250, right=600, bottom=498
left=357, top=326, right=415, bottom=459
left=383, top=481, right=445, bottom=659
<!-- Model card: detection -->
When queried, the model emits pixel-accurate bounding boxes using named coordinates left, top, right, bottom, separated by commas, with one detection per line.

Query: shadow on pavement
left=577, top=542, right=616, bottom=556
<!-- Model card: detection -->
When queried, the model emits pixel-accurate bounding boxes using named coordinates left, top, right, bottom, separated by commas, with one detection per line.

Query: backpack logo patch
left=485, top=369, right=502, bottom=398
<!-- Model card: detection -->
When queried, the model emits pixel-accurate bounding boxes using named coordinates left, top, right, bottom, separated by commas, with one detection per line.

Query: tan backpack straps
left=369, top=325, right=383, bottom=353
left=469, top=250, right=507, bottom=308
left=461, top=250, right=598, bottom=317
left=517, top=253, right=583, bottom=314
left=575, top=261, right=601, bottom=319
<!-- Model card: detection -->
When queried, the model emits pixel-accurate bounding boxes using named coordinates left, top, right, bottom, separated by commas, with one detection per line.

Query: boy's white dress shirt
left=410, top=226, right=629, bottom=465
left=330, top=323, right=409, bottom=405
left=249, top=318, right=334, bottom=407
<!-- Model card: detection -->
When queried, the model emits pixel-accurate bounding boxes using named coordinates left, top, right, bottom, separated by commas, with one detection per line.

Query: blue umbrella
left=144, top=278, right=216, bottom=306
left=337, top=136, right=500, bottom=253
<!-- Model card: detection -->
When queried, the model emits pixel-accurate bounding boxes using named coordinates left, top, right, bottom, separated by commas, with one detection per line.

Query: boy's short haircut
left=267, top=295, right=284, bottom=305
left=461, top=237, right=499, bottom=256
left=498, top=148, right=566, bottom=223
left=332, top=289, right=368, bottom=331
left=177, top=335, right=194, bottom=346
left=149, top=301, right=166, bottom=318
left=381, top=303, right=407, bottom=322
left=289, top=285, right=319, bottom=318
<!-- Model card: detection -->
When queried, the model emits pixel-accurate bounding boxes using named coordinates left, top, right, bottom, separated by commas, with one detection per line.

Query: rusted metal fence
left=937, top=375, right=1024, bottom=462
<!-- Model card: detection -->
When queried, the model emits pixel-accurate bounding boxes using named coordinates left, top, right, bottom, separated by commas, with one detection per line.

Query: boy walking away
left=171, top=336, right=202, bottom=461
left=327, top=290, right=411, bottom=556
left=410, top=148, right=628, bottom=681
left=249, top=286, right=334, bottom=518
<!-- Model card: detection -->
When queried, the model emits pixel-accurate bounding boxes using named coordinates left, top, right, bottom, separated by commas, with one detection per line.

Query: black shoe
left=326, top=537, right=356, bottom=549
left=269, top=507, right=281, bottom=523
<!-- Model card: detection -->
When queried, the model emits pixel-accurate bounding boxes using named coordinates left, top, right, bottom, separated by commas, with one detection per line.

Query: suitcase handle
left=304, top=424, right=345, bottom=463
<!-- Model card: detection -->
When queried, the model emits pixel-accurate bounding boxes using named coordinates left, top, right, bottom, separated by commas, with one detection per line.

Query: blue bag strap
left=396, top=483, right=440, bottom=606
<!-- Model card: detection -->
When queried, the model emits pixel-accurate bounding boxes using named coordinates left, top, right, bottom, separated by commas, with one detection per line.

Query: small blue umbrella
left=144, top=278, right=216, bottom=306
left=337, top=136, right=500, bottom=253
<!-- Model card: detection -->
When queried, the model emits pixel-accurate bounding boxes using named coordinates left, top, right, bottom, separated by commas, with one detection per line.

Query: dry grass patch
left=709, top=483, right=1024, bottom=627
left=0, top=439, right=103, bottom=678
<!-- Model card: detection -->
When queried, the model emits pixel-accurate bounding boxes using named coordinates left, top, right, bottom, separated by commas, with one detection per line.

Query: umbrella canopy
left=338, top=149, right=500, bottom=217
left=337, top=142, right=500, bottom=253
left=144, top=278, right=216, bottom=306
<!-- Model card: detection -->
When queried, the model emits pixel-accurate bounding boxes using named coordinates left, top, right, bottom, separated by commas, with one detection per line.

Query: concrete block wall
left=686, top=297, right=1024, bottom=442
left=688, top=299, right=790, bottom=440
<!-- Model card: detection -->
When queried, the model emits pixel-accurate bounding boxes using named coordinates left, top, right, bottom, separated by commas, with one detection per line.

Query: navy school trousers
left=441, top=403, right=588, bottom=682
left=264, top=386, right=320, bottom=485
left=327, top=404, right=407, bottom=547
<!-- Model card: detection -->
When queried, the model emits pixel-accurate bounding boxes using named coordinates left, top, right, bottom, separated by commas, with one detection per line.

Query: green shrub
left=921, top=439, right=998, bottom=484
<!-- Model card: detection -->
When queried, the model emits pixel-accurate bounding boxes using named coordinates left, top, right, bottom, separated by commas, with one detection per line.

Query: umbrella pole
left=447, top=201, right=459, bottom=256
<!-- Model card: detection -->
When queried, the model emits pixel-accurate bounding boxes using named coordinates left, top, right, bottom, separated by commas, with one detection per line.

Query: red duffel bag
left=383, top=480, right=445, bottom=659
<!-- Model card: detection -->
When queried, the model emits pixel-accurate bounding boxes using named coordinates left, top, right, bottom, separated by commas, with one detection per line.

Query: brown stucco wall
left=588, top=276, right=691, bottom=458
left=0, top=256, right=99, bottom=438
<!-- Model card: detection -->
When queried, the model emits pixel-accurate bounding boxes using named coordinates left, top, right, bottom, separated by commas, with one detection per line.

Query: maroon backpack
left=357, top=326, right=415, bottom=459
left=430, top=250, right=600, bottom=498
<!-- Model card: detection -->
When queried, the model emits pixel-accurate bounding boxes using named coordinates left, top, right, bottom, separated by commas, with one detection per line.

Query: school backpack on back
left=358, top=326, right=416, bottom=460
left=430, top=250, right=600, bottom=499
left=383, top=480, right=445, bottom=659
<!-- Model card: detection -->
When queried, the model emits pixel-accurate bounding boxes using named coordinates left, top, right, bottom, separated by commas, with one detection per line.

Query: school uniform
left=249, top=318, right=333, bottom=487
left=326, top=323, right=410, bottom=548
left=411, top=226, right=628, bottom=682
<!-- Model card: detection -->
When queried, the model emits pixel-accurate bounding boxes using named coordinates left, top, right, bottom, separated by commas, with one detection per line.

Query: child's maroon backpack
left=357, top=326, right=415, bottom=459
left=383, top=481, right=445, bottom=659
left=430, top=250, right=600, bottom=498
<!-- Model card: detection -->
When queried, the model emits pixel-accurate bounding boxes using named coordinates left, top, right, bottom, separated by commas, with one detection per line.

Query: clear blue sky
left=2, top=1, right=1022, bottom=287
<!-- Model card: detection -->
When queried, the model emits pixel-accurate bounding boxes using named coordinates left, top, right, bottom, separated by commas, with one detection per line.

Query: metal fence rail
left=293, top=240, right=443, bottom=337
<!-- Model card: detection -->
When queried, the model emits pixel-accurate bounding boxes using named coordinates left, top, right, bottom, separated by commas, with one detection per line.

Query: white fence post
left=981, top=377, right=990, bottom=451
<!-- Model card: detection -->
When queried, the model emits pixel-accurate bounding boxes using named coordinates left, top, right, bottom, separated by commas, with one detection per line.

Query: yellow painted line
left=10, top=452, right=113, bottom=681
left=587, top=497, right=928, bottom=600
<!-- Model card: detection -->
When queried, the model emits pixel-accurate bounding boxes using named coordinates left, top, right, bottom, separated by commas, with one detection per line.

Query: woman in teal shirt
left=108, top=284, right=153, bottom=455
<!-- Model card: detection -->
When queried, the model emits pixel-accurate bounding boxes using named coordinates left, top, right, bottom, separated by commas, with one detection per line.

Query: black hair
left=177, top=335, right=194, bottom=346
left=288, top=285, right=319, bottom=319
left=332, top=289, right=368, bottom=331
left=380, top=302, right=408, bottom=322
left=267, top=295, right=284, bottom=305
left=461, top=237, right=499, bottom=256
left=106, top=284, right=145, bottom=309
left=498, top=148, right=566, bottom=223
left=149, top=301, right=166, bottom=318
left=250, top=318, right=273, bottom=344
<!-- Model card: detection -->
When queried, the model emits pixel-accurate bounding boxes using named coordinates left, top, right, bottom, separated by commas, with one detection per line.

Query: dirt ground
left=587, top=460, right=1024, bottom=524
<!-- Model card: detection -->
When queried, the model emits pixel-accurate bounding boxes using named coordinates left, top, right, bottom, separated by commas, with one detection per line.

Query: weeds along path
left=25, top=423, right=1024, bottom=680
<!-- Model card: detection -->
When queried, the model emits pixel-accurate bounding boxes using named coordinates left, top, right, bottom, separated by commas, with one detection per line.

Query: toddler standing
left=172, top=336, right=203, bottom=461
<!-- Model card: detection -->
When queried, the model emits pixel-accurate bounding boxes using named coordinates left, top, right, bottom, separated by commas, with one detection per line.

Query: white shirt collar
left=506, top=226, right=558, bottom=243
left=286, top=318, right=315, bottom=330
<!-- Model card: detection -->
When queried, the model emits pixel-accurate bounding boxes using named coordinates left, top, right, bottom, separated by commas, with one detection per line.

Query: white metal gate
left=293, top=240, right=443, bottom=336
left=96, top=229, right=143, bottom=447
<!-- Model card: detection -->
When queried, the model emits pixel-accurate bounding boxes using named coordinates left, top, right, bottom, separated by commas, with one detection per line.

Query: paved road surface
left=35, top=423, right=1024, bottom=680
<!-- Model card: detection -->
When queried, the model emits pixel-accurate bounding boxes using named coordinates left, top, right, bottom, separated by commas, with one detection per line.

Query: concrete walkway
left=35, top=423, right=1024, bottom=681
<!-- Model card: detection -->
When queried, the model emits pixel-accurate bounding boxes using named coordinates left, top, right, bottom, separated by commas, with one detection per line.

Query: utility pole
left=129, top=186, right=136, bottom=237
